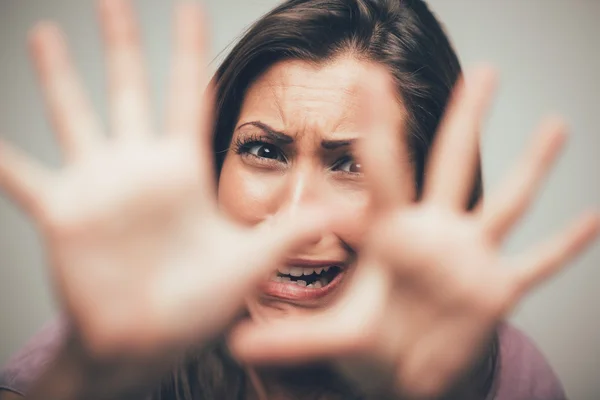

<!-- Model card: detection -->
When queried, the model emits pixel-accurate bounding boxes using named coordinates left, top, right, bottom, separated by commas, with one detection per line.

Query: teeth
left=278, top=266, right=291, bottom=275
left=277, top=265, right=336, bottom=277
left=272, top=265, right=339, bottom=287
left=273, top=276, right=330, bottom=287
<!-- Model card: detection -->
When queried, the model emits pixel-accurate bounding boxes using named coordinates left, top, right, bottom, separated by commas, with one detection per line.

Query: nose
left=278, top=164, right=324, bottom=215
left=263, top=161, right=358, bottom=260
left=267, top=164, right=328, bottom=247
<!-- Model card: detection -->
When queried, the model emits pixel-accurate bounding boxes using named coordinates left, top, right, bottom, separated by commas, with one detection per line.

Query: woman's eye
left=335, top=157, right=362, bottom=174
left=246, top=143, right=283, bottom=161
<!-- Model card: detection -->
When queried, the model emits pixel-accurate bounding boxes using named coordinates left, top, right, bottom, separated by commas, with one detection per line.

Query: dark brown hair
left=155, top=0, right=495, bottom=398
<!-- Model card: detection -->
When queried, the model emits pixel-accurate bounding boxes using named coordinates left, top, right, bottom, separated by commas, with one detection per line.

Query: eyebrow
left=237, top=121, right=294, bottom=144
left=321, top=139, right=355, bottom=150
left=237, top=121, right=357, bottom=150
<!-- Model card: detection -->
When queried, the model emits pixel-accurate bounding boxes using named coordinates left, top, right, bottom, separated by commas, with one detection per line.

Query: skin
left=0, top=1, right=598, bottom=399
left=218, top=57, right=409, bottom=398
left=219, top=57, right=409, bottom=319
left=226, top=62, right=597, bottom=398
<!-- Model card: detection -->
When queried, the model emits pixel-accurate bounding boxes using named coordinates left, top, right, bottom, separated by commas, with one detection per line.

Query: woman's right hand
left=0, top=0, right=330, bottom=361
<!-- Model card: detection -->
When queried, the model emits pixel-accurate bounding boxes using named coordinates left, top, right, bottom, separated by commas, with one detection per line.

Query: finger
left=99, top=0, right=152, bottom=138
left=233, top=206, right=348, bottom=282
left=229, top=312, right=354, bottom=363
left=0, top=139, right=50, bottom=217
left=479, top=117, right=567, bottom=242
left=228, top=264, right=388, bottom=363
left=29, top=23, right=103, bottom=161
left=166, top=2, right=208, bottom=138
left=423, top=66, right=498, bottom=210
left=165, top=3, right=216, bottom=196
left=511, top=212, right=600, bottom=295
left=196, top=82, right=217, bottom=196
left=359, top=71, right=414, bottom=211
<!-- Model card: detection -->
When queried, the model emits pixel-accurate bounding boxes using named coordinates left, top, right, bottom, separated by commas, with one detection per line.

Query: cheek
left=327, top=188, right=370, bottom=250
left=218, top=155, right=371, bottom=248
left=217, top=157, right=281, bottom=225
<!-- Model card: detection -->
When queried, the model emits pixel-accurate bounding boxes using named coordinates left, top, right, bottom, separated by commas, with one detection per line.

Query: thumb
left=228, top=311, right=354, bottom=364
left=228, top=263, right=389, bottom=364
left=233, top=205, right=348, bottom=283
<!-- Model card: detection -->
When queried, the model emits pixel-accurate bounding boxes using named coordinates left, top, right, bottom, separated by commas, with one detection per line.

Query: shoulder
left=491, top=323, right=566, bottom=400
left=0, top=318, right=67, bottom=396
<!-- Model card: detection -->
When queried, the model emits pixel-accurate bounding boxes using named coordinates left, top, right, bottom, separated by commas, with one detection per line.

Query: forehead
left=238, top=56, right=404, bottom=136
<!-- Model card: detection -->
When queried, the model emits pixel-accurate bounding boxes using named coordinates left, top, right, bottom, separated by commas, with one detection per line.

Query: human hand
left=0, top=0, right=335, bottom=361
left=228, top=66, right=600, bottom=399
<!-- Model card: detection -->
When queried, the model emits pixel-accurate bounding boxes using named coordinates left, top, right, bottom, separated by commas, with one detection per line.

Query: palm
left=229, top=68, right=599, bottom=398
left=357, top=207, right=509, bottom=397
left=0, top=1, right=331, bottom=359
left=45, top=135, right=235, bottom=356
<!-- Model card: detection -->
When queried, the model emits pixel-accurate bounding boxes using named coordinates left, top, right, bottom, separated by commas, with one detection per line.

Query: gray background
left=0, top=0, right=599, bottom=398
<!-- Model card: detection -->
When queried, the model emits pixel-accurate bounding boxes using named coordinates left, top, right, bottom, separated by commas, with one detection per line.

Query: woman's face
left=218, top=56, right=411, bottom=320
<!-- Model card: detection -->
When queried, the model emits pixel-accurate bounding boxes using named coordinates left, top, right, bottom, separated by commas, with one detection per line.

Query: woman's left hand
left=228, top=66, right=600, bottom=399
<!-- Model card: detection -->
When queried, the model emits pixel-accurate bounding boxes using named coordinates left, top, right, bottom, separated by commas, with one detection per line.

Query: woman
left=0, top=0, right=597, bottom=399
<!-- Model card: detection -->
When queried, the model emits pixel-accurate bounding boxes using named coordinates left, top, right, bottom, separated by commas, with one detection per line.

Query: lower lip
left=259, top=269, right=346, bottom=301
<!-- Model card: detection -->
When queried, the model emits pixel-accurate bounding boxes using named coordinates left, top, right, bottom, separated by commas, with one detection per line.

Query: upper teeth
left=277, top=266, right=333, bottom=276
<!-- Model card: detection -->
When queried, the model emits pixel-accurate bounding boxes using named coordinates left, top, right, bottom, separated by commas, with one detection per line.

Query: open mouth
left=271, top=265, right=342, bottom=288
left=260, top=264, right=346, bottom=301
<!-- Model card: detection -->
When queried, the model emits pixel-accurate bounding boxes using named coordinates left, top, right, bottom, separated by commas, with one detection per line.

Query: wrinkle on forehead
left=238, top=55, right=403, bottom=142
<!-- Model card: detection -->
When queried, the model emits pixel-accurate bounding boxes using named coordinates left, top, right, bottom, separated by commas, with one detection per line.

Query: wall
left=0, top=0, right=598, bottom=398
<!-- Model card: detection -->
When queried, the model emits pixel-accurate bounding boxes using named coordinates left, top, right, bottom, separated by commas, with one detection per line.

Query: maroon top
left=0, top=319, right=566, bottom=399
